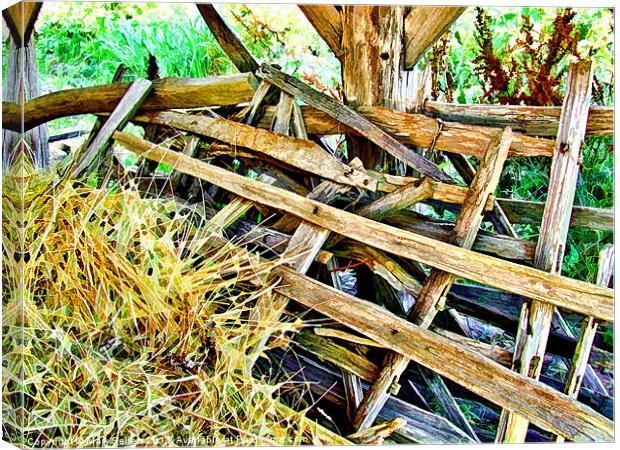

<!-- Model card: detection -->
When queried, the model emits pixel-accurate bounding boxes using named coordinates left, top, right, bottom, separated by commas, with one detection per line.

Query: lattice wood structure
left=2, top=2, right=614, bottom=444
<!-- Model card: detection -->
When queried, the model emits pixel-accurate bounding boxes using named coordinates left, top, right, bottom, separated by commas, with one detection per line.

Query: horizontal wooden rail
left=113, top=132, right=614, bottom=321
left=423, top=102, right=614, bottom=137
left=256, top=105, right=557, bottom=158
left=2, top=73, right=256, bottom=132
left=272, top=267, right=613, bottom=442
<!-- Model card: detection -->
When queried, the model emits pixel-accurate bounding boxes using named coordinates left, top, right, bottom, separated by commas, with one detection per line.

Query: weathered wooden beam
left=256, top=64, right=453, bottom=182
left=387, top=211, right=535, bottom=261
left=255, top=104, right=556, bottom=158
left=298, top=5, right=343, bottom=58
left=131, top=110, right=377, bottom=191
left=113, top=131, right=614, bottom=321
left=272, top=267, right=613, bottom=442
left=352, top=128, right=512, bottom=432
left=196, top=3, right=259, bottom=73
left=424, top=102, right=614, bottom=137
left=3, top=74, right=256, bottom=132
left=497, top=60, right=595, bottom=444
left=62, top=78, right=153, bottom=179
left=403, top=7, right=466, bottom=68
left=497, top=198, right=613, bottom=232
left=2, top=1, right=42, bottom=47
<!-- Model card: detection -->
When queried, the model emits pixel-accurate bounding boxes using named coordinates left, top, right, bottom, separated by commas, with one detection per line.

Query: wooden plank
left=196, top=3, right=259, bottom=73
left=386, top=211, right=535, bottom=261
left=497, top=59, right=595, bottom=444
left=404, top=7, right=466, bottom=68
left=352, top=128, right=512, bottom=432
left=271, top=92, right=294, bottom=134
left=131, top=110, right=377, bottom=191
left=256, top=64, right=453, bottom=183
left=4, top=73, right=256, bottom=132
left=112, top=132, right=614, bottom=321
left=424, top=102, right=614, bottom=137
left=272, top=266, right=613, bottom=442
left=62, top=78, right=153, bottom=179
left=497, top=198, right=613, bottom=232
left=2, top=1, right=42, bottom=47
left=298, top=5, right=343, bottom=58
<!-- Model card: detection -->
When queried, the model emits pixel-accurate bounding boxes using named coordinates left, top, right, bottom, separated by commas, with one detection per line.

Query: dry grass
left=1, top=158, right=336, bottom=447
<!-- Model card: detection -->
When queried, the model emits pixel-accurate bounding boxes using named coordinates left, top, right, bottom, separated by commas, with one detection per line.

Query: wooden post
left=496, top=60, right=595, bottom=443
left=341, top=6, right=404, bottom=169
left=2, top=1, right=47, bottom=170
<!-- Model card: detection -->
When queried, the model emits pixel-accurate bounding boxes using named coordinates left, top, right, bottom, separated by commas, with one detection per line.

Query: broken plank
left=112, top=132, right=614, bottom=321
left=196, top=3, right=259, bottom=73
left=131, top=110, right=377, bottom=191
left=256, top=63, right=453, bottom=183
left=497, top=59, right=595, bottom=444
left=423, top=101, right=614, bottom=137
left=272, top=267, right=613, bottom=442
left=4, top=73, right=256, bottom=132
left=63, top=78, right=153, bottom=179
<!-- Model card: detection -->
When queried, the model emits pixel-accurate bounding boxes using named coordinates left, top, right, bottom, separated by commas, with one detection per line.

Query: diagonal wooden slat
left=298, top=5, right=343, bottom=58
left=3, top=1, right=42, bottom=47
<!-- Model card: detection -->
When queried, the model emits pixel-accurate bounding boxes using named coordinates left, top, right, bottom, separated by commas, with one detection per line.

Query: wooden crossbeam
left=404, top=7, right=466, bottom=68
left=2, top=74, right=255, bottom=132
left=298, top=5, right=343, bottom=58
left=112, top=132, right=613, bottom=321
left=424, top=102, right=614, bottom=137
left=496, top=60, right=596, bottom=444
left=351, top=128, right=512, bottom=432
left=196, top=3, right=259, bottom=73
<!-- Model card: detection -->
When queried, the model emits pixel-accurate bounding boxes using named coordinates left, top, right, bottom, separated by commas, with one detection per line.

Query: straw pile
left=1, top=159, right=338, bottom=447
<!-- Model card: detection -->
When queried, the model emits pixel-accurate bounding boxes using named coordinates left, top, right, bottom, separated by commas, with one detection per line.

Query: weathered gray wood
left=497, top=59, right=595, bottom=444
left=256, top=64, right=453, bottom=182
left=271, top=92, right=294, bottom=135
left=196, top=3, right=259, bottom=73
left=274, top=350, right=476, bottom=444
left=353, top=128, right=512, bottom=431
left=497, top=198, right=613, bottom=232
left=113, top=131, right=614, bottom=322
left=63, top=78, right=153, bottom=179
left=4, top=73, right=256, bottom=132
left=403, top=7, right=466, bottom=68
left=424, top=101, right=614, bottom=137
left=131, top=110, right=377, bottom=191
left=298, top=5, right=343, bottom=58
left=415, top=365, right=480, bottom=442
left=272, top=266, right=613, bottom=442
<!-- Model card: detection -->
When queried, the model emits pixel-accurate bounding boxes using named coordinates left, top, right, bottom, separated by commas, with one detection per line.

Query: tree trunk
left=2, top=37, right=49, bottom=170
left=341, top=6, right=404, bottom=170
